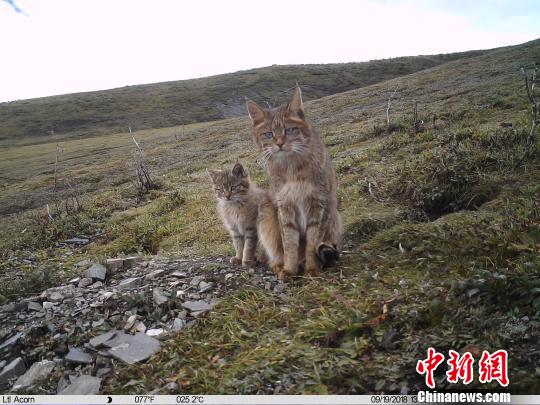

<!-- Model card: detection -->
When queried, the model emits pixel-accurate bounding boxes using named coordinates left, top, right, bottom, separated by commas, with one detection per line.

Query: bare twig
left=64, top=178, right=81, bottom=214
left=50, top=143, right=82, bottom=217
left=412, top=101, right=425, bottom=133
left=175, top=122, right=185, bottom=141
left=131, top=127, right=159, bottom=196
left=53, top=144, right=63, bottom=192
left=516, top=66, right=538, bottom=167
left=386, top=86, right=398, bottom=128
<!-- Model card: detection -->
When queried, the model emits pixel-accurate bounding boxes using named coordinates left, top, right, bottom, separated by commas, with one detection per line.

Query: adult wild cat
left=246, top=86, right=342, bottom=279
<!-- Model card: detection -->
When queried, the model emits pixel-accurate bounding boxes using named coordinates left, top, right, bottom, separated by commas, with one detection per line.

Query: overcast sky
left=1, top=0, right=539, bottom=102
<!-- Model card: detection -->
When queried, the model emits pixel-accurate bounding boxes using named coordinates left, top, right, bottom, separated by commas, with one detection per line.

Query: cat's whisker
left=292, top=143, right=309, bottom=155
left=257, top=148, right=273, bottom=168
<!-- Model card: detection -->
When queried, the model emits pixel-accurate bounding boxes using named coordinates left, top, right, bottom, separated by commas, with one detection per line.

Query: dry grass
left=0, top=39, right=539, bottom=393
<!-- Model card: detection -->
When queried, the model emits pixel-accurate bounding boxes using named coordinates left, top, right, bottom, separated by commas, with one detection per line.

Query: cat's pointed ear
left=287, top=85, right=304, bottom=113
left=207, top=168, right=220, bottom=182
left=232, top=162, right=248, bottom=178
left=246, top=99, right=267, bottom=126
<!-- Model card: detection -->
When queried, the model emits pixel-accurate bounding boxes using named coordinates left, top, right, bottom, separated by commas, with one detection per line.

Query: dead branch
left=516, top=66, right=538, bottom=167
left=131, top=128, right=159, bottom=196
left=64, top=177, right=81, bottom=214
left=522, top=67, right=538, bottom=146
left=53, top=144, right=63, bottom=192
left=50, top=143, right=82, bottom=218
left=412, top=101, right=425, bottom=133
left=386, top=86, right=398, bottom=128
left=175, top=122, right=185, bottom=141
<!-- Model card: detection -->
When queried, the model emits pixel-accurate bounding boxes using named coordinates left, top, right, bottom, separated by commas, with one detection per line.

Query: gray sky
left=1, top=0, right=539, bottom=102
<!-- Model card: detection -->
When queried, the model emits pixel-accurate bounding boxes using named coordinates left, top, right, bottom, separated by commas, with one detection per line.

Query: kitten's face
left=246, top=87, right=311, bottom=165
left=208, top=163, right=250, bottom=202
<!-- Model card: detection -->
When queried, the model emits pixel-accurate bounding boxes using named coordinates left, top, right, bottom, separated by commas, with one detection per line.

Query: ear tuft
left=232, top=162, right=248, bottom=178
left=287, top=85, right=303, bottom=113
left=246, top=99, right=267, bottom=125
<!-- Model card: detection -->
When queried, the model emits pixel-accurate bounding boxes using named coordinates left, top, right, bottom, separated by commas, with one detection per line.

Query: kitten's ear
left=287, top=85, right=304, bottom=113
left=207, top=169, right=220, bottom=182
left=232, top=162, right=248, bottom=178
left=246, top=99, right=267, bottom=126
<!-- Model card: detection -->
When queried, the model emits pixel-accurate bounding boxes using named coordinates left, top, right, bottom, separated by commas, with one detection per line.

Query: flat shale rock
left=65, top=347, right=93, bottom=365
left=145, top=269, right=166, bottom=281
left=181, top=300, right=213, bottom=313
left=0, top=332, right=23, bottom=352
left=172, top=318, right=186, bottom=331
left=89, top=330, right=119, bottom=349
left=27, top=301, right=43, bottom=312
left=58, top=375, right=101, bottom=395
left=146, top=328, right=164, bottom=337
left=88, top=330, right=161, bottom=364
left=106, top=258, right=125, bottom=272
left=42, top=285, right=76, bottom=302
left=118, top=277, right=142, bottom=290
left=0, top=357, right=26, bottom=389
left=64, top=237, right=90, bottom=246
left=12, top=360, right=55, bottom=391
left=78, top=278, right=93, bottom=288
left=85, top=263, right=107, bottom=281
left=107, top=332, right=161, bottom=364
left=153, top=288, right=169, bottom=306
left=123, top=256, right=142, bottom=268
left=199, top=281, right=214, bottom=293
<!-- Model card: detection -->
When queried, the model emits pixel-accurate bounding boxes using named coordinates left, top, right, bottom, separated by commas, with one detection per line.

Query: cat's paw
left=242, top=260, right=254, bottom=268
left=304, top=266, right=320, bottom=277
left=229, top=257, right=242, bottom=265
left=270, top=262, right=283, bottom=277
left=278, top=265, right=297, bottom=280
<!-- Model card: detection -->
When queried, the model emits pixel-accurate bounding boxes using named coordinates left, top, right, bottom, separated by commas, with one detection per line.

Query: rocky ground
left=0, top=255, right=284, bottom=394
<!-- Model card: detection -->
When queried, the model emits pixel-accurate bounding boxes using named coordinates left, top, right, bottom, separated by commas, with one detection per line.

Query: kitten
left=246, top=86, right=342, bottom=279
left=208, top=162, right=283, bottom=271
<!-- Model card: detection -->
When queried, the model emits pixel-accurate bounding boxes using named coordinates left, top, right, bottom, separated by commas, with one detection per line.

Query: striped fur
left=246, top=86, right=342, bottom=279
left=208, top=163, right=283, bottom=272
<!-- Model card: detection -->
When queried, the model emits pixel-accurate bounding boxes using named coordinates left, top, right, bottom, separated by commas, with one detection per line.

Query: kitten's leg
left=230, top=227, right=244, bottom=265
left=257, top=199, right=284, bottom=276
left=242, top=226, right=258, bottom=267
left=278, top=203, right=300, bottom=279
left=305, top=206, right=325, bottom=276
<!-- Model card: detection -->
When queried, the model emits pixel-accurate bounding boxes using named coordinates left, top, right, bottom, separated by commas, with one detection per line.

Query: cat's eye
left=284, top=127, right=297, bottom=135
left=262, top=131, right=273, bottom=139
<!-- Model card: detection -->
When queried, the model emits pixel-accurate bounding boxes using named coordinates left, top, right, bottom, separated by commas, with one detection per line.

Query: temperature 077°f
left=135, top=396, right=155, bottom=403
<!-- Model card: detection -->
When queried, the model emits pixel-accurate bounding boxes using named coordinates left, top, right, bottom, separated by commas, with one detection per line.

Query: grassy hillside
left=0, top=50, right=486, bottom=144
left=0, top=38, right=539, bottom=393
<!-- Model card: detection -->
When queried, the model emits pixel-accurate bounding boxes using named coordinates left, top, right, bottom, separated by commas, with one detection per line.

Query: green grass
left=0, top=38, right=539, bottom=392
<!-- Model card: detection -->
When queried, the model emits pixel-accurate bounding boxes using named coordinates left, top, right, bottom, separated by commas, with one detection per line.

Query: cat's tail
left=317, top=242, right=340, bottom=268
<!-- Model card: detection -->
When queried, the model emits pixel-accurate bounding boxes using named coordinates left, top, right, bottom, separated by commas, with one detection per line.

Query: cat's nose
left=275, top=136, right=285, bottom=149
left=225, top=192, right=232, bottom=199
